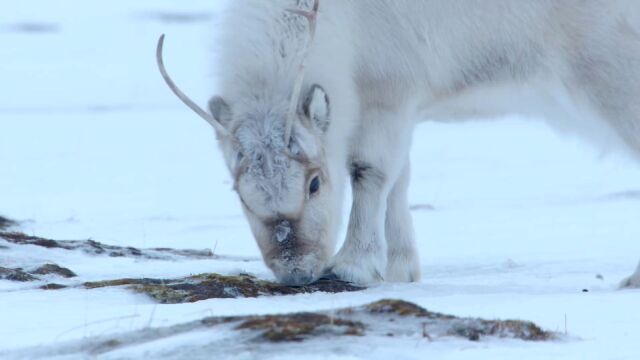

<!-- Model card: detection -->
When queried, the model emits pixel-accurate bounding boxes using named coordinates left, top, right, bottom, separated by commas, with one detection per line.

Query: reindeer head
left=210, top=85, right=334, bottom=286
left=155, top=0, right=334, bottom=285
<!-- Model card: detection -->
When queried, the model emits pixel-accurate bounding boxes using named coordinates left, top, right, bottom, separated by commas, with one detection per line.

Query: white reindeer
left=157, top=0, right=640, bottom=287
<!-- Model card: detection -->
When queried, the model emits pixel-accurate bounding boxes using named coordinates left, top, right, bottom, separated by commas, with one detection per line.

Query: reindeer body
left=171, top=0, right=640, bottom=285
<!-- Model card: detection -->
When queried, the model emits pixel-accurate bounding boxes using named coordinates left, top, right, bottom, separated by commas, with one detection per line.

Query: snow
left=1, top=0, right=640, bottom=359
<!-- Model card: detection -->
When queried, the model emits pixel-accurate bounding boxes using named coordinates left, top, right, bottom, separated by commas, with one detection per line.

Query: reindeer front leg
left=326, top=108, right=414, bottom=285
left=385, top=160, right=421, bottom=282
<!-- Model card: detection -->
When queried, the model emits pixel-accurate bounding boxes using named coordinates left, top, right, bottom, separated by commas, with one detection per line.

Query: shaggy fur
left=204, top=0, right=640, bottom=286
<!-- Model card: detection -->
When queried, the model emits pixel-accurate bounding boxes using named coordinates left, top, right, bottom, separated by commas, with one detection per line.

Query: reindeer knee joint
left=350, top=161, right=385, bottom=188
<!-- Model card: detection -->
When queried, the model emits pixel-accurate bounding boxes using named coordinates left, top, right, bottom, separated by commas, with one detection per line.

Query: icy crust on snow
left=3, top=299, right=553, bottom=360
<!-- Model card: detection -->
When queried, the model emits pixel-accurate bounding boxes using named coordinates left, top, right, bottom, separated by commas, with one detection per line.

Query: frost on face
left=274, top=220, right=292, bottom=243
left=235, top=111, right=295, bottom=203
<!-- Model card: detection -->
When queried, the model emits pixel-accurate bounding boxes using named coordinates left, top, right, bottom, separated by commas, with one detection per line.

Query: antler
left=284, top=0, right=320, bottom=145
left=156, top=34, right=231, bottom=137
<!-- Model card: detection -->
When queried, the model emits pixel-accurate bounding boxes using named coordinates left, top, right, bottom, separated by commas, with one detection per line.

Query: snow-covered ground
left=1, top=1, right=639, bottom=359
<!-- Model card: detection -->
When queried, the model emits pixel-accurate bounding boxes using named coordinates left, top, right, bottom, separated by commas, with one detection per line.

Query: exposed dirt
left=236, top=313, right=365, bottom=342
left=10, top=299, right=554, bottom=359
left=2, top=231, right=359, bottom=299
left=366, top=298, right=454, bottom=318
left=235, top=299, right=552, bottom=343
left=0, top=231, right=216, bottom=260
left=84, top=273, right=363, bottom=303
left=0, top=263, right=78, bottom=282
left=365, top=299, right=550, bottom=342
left=0, top=267, right=38, bottom=282
left=40, top=283, right=69, bottom=290
left=0, top=231, right=552, bottom=346
left=32, top=264, right=77, bottom=278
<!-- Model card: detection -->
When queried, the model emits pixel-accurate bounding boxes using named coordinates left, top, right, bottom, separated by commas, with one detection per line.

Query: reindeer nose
left=280, top=268, right=315, bottom=286
left=273, top=220, right=293, bottom=243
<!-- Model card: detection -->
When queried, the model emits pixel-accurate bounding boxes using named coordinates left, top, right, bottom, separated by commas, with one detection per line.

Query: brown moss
left=41, top=283, right=68, bottom=290
left=132, top=285, right=192, bottom=304
left=81, top=273, right=362, bottom=303
left=366, top=299, right=429, bottom=316
left=445, top=318, right=551, bottom=342
left=0, top=232, right=62, bottom=249
left=32, top=264, right=77, bottom=278
left=84, top=278, right=160, bottom=289
left=365, top=299, right=552, bottom=342
left=481, top=319, right=551, bottom=341
left=365, top=299, right=455, bottom=319
left=236, top=313, right=365, bottom=342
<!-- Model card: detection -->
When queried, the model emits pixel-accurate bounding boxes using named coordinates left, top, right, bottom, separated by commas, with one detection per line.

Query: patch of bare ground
left=367, top=299, right=550, bottom=341
left=6, top=299, right=554, bottom=359
left=0, top=267, right=38, bottom=282
left=83, top=273, right=363, bottom=303
left=0, top=263, right=77, bottom=283
left=32, top=264, right=77, bottom=278
left=1, top=231, right=360, bottom=299
left=0, top=231, right=215, bottom=260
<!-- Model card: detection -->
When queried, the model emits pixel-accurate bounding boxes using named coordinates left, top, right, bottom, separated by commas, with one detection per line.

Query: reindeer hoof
left=317, top=271, right=341, bottom=282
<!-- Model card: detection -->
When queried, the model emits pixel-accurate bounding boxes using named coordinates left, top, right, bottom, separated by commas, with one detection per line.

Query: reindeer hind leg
left=569, top=21, right=640, bottom=288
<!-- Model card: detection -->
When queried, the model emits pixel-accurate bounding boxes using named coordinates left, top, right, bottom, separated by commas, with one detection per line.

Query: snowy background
left=1, top=0, right=639, bottom=358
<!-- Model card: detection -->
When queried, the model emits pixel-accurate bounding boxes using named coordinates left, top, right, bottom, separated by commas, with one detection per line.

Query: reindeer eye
left=309, top=176, right=320, bottom=195
left=236, top=152, right=244, bottom=163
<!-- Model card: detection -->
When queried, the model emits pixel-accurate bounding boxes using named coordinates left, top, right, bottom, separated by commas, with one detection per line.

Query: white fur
left=208, top=0, right=640, bottom=286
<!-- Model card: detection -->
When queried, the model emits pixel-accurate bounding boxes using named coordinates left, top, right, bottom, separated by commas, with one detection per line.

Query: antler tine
left=284, top=0, right=320, bottom=145
left=156, top=34, right=231, bottom=137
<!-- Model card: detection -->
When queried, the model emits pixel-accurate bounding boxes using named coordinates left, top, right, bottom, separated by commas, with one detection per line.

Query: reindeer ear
left=208, top=96, right=233, bottom=129
left=302, top=85, right=330, bottom=133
